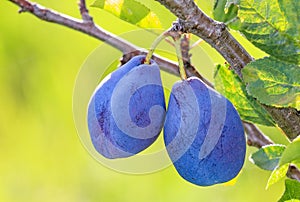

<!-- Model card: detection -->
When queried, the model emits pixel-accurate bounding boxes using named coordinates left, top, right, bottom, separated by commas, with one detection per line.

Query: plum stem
left=174, top=37, right=187, bottom=80
left=145, top=26, right=187, bottom=80
left=144, top=30, right=170, bottom=65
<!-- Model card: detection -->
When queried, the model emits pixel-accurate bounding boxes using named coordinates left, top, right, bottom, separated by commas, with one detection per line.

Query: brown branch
left=8, top=0, right=181, bottom=76
left=263, top=105, right=300, bottom=141
left=8, top=0, right=300, bottom=181
left=180, top=34, right=191, bottom=66
left=154, top=1, right=252, bottom=79
left=243, top=122, right=300, bottom=180
left=10, top=0, right=137, bottom=53
left=243, top=122, right=273, bottom=148
left=155, top=0, right=300, bottom=142
left=287, top=164, right=300, bottom=182
left=78, top=0, right=93, bottom=23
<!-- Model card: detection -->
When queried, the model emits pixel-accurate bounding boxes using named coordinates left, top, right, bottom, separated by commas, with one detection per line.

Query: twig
left=180, top=34, right=191, bottom=66
left=78, top=0, right=93, bottom=23
left=155, top=0, right=300, bottom=143
left=243, top=122, right=300, bottom=180
left=155, top=1, right=252, bottom=79
left=8, top=0, right=180, bottom=76
left=9, top=0, right=136, bottom=53
left=8, top=0, right=300, bottom=181
left=243, top=122, right=273, bottom=148
left=287, top=164, right=300, bottom=182
left=190, top=38, right=203, bottom=49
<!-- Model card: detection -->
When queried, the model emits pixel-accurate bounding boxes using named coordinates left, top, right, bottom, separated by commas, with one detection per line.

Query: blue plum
left=88, top=55, right=166, bottom=159
left=164, top=77, right=246, bottom=186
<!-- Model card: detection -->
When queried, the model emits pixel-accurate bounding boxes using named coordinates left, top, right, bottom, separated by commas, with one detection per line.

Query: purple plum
left=88, top=55, right=166, bottom=159
left=164, top=76, right=246, bottom=186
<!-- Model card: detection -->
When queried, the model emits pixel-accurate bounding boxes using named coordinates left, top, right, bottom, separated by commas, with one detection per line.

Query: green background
left=0, top=0, right=290, bottom=201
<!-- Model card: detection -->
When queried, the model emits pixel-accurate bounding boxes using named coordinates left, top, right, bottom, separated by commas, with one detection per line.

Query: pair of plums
left=87, top=55, right=246, bottom=186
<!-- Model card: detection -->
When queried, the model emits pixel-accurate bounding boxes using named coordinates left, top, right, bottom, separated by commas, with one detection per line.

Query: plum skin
left=88, top=55, right=166, bottom=159
left=164, top=77, right=246, bottom=186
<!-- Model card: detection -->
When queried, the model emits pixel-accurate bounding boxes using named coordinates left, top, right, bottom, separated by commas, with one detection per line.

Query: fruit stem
left=144, top=29, right=187, bottom=80
left=144, top=31, right=170, bottom=64
left=174, top=37, right=187, bottom=80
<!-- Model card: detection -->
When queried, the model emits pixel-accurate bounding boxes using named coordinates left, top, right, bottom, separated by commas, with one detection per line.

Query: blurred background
left=0, top=0, right=290, bottom=201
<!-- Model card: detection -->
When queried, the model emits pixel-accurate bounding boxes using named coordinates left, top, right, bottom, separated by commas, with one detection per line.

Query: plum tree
left=8, top=0, right=300, bottom=199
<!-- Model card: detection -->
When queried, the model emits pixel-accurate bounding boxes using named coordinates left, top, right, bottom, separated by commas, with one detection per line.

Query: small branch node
left=171, top=19, right=185, bottom=33
left=18, top=7, right=26, bottom=13
left=78, top=0, right=94, bottom=24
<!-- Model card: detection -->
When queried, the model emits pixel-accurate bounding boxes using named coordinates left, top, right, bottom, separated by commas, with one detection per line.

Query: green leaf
left=235, top=0, right=300, bottom=64
left=266, top=163, right=289, bottom=189
left=214, top=64, right=274, bottom=126
left=242, top=57, right=300, bottom=110
left=213, top=0, right=238, bottom=24
left=279, top=138, right=300, bottom=166
left=91, top=0, right=162, bottom=28
left=278, top=179, right=300, bottom=202
left=294, top=160, right=300, bottom=169
left=266, top=137, right=300, bottom=190
left=250, top=144, right=286, bottom=171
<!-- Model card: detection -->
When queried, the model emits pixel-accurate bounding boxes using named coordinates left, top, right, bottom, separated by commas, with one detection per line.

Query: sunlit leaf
left=250, top=144, right=286, bottom=171
left=234, top=0, right=300, bottom=64
left=136, top=12, right=162, bottom=28
left=266, top=163, right=289, bottom=189
left=214, top=64, right=274, bottom=126
left=92, top=0, right=162, bottom=28
left=242, top=57, right=300, bottom=110
left=278, top=179, right=300, bottom=202
left=279, top=138, right=300, bottom=167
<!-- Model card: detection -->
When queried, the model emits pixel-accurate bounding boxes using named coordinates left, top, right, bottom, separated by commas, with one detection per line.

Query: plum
left=88, top=55, right=166, bottom=159
left=164, top=76, right=246, bottom=186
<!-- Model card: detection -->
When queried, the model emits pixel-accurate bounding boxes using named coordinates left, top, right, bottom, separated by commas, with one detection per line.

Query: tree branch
left=8, top=0, right=299, bottom=181
left=9, top=0, right=182, bottom=76
left=78, top=0, right=93, bottom=23
left=13, top=0, right=137, bottom=53
left=243, top=122, right=273, bottom=148
left=287, top=164, right=300, bottom=182
left=155, top=0, right=300, bottom=142
left=155, top=0, right=252, bottom=79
